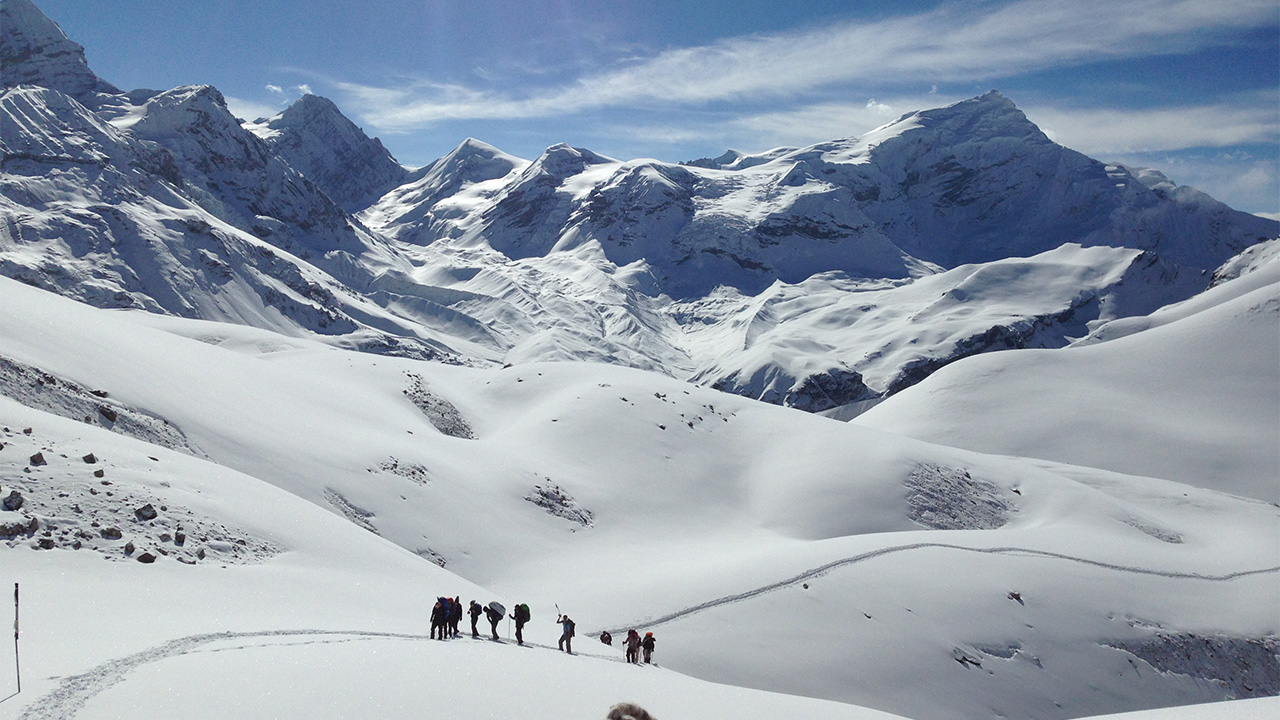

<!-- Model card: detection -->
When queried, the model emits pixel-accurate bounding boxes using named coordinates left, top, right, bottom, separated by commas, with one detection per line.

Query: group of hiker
left=599, top=628, right=657, bottom=664
left=429, top=597, right=656, bottom=663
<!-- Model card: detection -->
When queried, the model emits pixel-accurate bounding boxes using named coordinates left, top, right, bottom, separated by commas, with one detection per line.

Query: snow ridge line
left=603, top=543, right=1280, bottom=634
left=17, top=629, right=427, bottom=720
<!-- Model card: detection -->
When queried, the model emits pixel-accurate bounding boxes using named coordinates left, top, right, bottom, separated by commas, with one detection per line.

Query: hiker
left=641, top=632, right=656, bottom=664
left=469, top=600, right=483, bottom=638
left=484, top=602, right=503, bottom=640
left=430, top=599, right=447, bottom=640
left=625, top=629, right=641, bottom=663
left=449, top=596, right=463, bottom=638
left=557, top=613, right=575, bottom=653
left=600, top=630, right=613, bottom=646
left=511, top=602, right=530, bottom=645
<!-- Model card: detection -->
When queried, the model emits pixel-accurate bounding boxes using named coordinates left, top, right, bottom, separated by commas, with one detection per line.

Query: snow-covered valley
left=0, top=1, right=1277, bottom=718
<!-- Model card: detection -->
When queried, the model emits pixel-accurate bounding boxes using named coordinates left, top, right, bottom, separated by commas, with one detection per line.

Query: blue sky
left=38, top=0, right=1279, bottom=215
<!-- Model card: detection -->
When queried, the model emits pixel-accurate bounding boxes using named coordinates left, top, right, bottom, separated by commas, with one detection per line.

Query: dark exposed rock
left=100, top=527, right=122, bottom=540
left=36, top=537, right=55, bottom=549
left=82, top=452, right=97, bottom=463
left=136, top=552, right=157, bottom=564
left=1108, top=633, right=1280, bottom=698
left=28, top=451, right=45, bottom=466
left=97, top=405, right=118, bottom=422
left=124, top=541, right=135, bottom=554
left=93, top=468, right=104, bottom=478
left=3, top=490, right=23, bottom=511
left=0, top=516, right=38, bottom=537
left=135, top=503, right=158, bottom=521
left=784, top=368, right=877, bottom=413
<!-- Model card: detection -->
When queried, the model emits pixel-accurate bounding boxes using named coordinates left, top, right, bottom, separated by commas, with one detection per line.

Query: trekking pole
left=12, top=583, right=19, bottom=695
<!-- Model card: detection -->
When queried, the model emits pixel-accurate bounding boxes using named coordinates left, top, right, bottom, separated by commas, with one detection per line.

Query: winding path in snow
left=602, top=542, right=1280, bottom=633
left=14, top=543, right=1279, bottom=718
left=15, top=629, right=429, bottom=720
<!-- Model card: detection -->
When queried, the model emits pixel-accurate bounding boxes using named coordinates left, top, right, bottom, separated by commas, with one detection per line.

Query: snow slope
left=855, top=254, right=1280, bottom=502
left=2, top=277, right=1276, bottom=720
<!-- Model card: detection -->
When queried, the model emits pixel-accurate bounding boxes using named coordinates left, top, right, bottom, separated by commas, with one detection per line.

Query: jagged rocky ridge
left=0, top=0, right=1276, bottom=412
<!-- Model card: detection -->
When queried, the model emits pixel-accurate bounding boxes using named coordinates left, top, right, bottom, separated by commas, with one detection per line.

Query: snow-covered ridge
left=2, top=0, right=1276, bottom=411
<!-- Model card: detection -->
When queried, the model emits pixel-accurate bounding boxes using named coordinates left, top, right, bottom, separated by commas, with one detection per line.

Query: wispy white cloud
left=223, top=96, right=280, bottom=121
left=333, top=0, right=1275, bottom=131
left=1024, top=98, right=1279, bottom=155
left=296, top=83, right=314, bottom=96
left=265, top=84, right=284, bottom=95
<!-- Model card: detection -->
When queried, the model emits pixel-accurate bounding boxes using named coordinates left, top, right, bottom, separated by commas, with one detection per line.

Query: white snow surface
left=856, top=257, right=1280, bottom=502
left=1, top=276, right=1277, bottom=720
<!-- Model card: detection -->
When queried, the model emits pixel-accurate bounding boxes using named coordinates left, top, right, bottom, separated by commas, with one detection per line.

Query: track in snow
left=15, top=544, right=1279, bottom=718
left=15, top=629, right=427, bottom=720
left=602, top=542, right=1280, bottom=634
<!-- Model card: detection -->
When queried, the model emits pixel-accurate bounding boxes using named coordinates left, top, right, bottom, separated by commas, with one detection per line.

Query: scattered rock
left=1008, top=591, right=1024, bottom=605
left=82, top=453, right=97, bottom=464
left=97, top=405, right=118, bottom=422
left=174, top=531, right=186, bottom=546
left=90, top=389, right=109, bottom=398
left=135, top=503, right=158, bottom=521
left=3, top=490, right=23, bottom=511
left=124, top=541, right=135, bottom=554
left=100, top=527, right=123, bottom=540
left=36, top=538, right=56, bottom=549
left=136, top=552, right=157, bottom=564
left=93, top=469, right=105, bottom=478
left=28, top=452, right=46, bottom=467
left=0, top=517, right=38, bottom=537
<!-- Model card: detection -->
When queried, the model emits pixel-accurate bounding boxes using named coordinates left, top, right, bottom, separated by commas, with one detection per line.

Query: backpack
left=568, top=619, right=575, bottom=638
left=515, top=603, right=531, bottom=623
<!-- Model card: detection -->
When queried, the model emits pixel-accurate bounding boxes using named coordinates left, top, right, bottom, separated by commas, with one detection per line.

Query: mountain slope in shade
left=0, top=0, right=118, bottom=101
left=247, top=93, right=410, bottom=213
left=855, top=250, right=1280, bottom=502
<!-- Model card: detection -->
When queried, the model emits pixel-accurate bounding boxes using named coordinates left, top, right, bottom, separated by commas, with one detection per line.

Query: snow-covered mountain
left=245, top=93, right=410, bottom=213
left=3, top=0, right=1275, bottom=413
left=0, top=0, right=118, bottom=102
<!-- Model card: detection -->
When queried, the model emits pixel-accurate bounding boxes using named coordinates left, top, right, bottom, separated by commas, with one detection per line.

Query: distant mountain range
left=2, top=0, right=1275, bottom=412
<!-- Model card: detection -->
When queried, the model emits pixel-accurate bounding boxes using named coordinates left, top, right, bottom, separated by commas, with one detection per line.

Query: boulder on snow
left=2, top=490, right=23, bottom=511
left=136, top=552, right=157, bottom=564
left=135, top=503, right=158, bottom=521
left=97, top=405, right=117, bottom=422
left=100, top=527, right=122, bottom=540
left=28, top=451, right=45, bottom=466
left=82, top=452, right=97, bottom=463
left=93, top=468, right=104, bottom=478
left=0, top=516, right=38, bottom=537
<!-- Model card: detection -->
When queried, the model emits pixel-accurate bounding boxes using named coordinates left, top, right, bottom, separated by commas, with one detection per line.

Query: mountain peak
left=258, top=93, right=408, bottom=212
left=0, top=0, right=119, bottom=100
